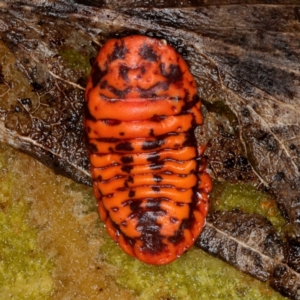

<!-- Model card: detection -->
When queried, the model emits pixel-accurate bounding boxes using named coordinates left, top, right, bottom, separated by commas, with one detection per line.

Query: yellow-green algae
left=210, top=181, right=286, bottom=233
left=0, top=142, right=288, bottom=299
left=59, top=48, right=93, bottom=78
left=0, top=143, right=135, bottom=299
left=101, top=235, right=286, bottom=300
left=0, top=147, right=53, bottom=299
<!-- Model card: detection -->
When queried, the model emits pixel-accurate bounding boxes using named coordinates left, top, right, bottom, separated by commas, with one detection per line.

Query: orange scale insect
left=84, top=35, right=212, bottom=265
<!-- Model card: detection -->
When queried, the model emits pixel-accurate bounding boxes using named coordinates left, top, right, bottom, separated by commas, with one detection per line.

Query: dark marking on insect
left=84, top=35, right=212, bottom=265
left=127, top=176, right=134, bottom=183
left=139, top=44, right=159, bottom=62
left=160, top=63, right=183, bottom=82
left=137, top=81, right=170, bottom=98
left=147, top=153, right=160, bottom=163
left=107, top=84, right=132, bottom=98
left=150, top=163, right=164, bottom=170
left=121, top=156, right=134, bottom=164
left=153, top=174, right=163, bottom=182
left=142, top=139, right=165, bottom=150
left=115, top=142, right=134, bottom=151
left=119, top=65, right=130, bottom=82
left=121, top=165, right=133, bottom=173
left=128, top=190, right=135, bottom=198
left=102, top=119, right=122, bottom=126
left=91, top=63, right=107, bottom=87
left=109, top=40, right=128, bottom=62
left=87, top=142, right=98, bottom=153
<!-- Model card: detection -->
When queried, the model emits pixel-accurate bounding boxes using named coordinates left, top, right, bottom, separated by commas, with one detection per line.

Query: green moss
left=101, top=236, right=285, bottom=300
left=0, top=151, right=53, bottom=299
left=210, top=181, right=286, bottom=232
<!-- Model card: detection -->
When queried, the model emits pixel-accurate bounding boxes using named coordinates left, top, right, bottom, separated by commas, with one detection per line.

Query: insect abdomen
left=84, top=35, right=212, bottom=265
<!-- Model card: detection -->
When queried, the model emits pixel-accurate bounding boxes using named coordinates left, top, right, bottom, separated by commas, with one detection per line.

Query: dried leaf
left=196, top=211, right=300, bottom=300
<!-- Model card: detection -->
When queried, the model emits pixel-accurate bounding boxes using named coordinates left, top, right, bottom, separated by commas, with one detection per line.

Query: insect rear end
left=84, top=35, right=212, bottom=265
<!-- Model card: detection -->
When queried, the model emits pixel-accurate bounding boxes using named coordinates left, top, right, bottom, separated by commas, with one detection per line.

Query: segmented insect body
left=84, top=35, right=212, bottom=265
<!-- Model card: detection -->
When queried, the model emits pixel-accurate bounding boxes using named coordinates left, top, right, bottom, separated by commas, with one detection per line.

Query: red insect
left=84, top=35, right=212, bottom=265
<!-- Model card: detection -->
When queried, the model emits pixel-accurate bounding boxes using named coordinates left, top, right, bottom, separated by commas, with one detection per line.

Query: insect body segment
left=84, top=35, right=212, bottom=265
